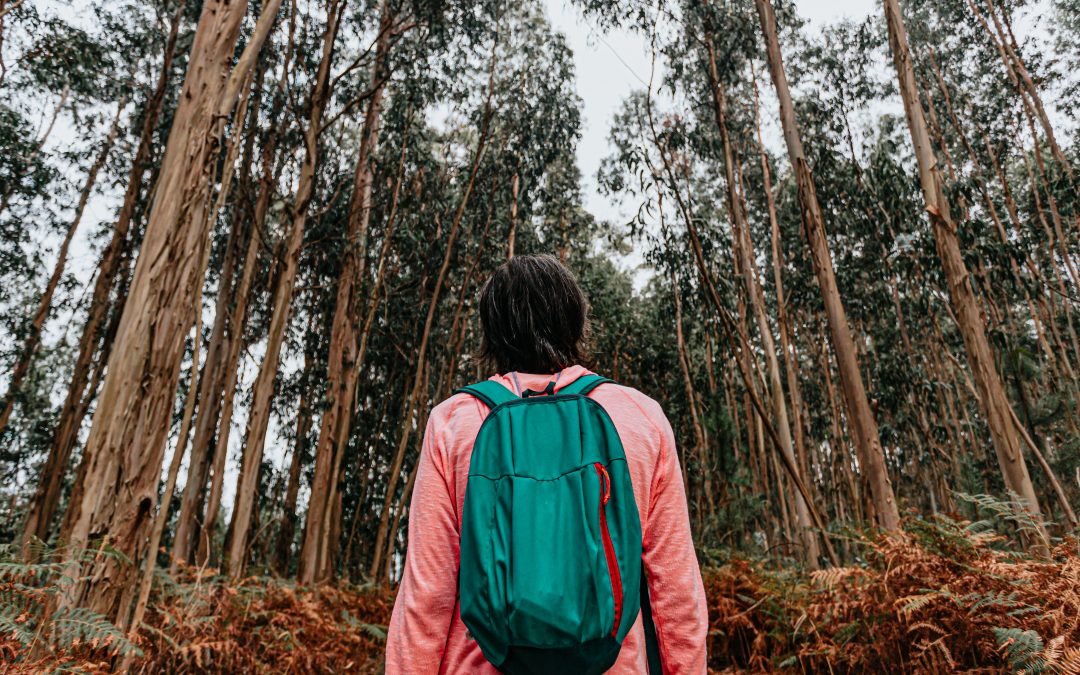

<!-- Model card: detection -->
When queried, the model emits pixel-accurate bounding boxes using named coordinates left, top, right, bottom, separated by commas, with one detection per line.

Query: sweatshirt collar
left=489, top=365, right=592, bottom=396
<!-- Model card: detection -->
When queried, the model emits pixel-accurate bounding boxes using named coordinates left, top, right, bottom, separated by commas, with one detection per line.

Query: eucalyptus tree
left=690, top=1, right=822, bottom=565
left=881, top=0, right=1048, bottom=544
left=56, top=0, right=282, bottom=619
left=299, top=0, right=418, bottom=585
left=784, top=19, right=935, bottom=510
left=891, top=0, right=1080, bottom=524
left=193, top=0, right=349, bottom=578
left=5, top=0, right=192, bottom=548
left=288, top=0, right=495, bottom=585
left=752, top=0, right=901, bottom=531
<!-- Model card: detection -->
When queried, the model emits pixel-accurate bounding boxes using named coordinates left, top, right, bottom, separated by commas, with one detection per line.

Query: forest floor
left=3, top=513, right=1079, bottom=673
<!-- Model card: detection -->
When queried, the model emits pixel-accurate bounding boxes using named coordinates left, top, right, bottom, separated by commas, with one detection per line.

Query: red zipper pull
left=595, top=463, right=611, bottom=505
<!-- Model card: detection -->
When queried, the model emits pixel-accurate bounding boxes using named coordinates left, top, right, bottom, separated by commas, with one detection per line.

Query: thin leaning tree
left=881, top=0, right=1049, bottom=542
left=751, top=0, right=901, bottom=530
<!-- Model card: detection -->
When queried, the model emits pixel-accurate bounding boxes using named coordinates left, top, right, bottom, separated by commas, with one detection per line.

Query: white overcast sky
left=544, top=0, right=872, bottom=228
left=541, top=0, right=877, bottom=234
left=541, top=0, right=1065, bottom=239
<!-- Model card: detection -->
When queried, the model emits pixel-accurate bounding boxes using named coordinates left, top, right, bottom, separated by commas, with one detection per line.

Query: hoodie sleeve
left=642, top=409, right=709, bottom=674
left=385, top=414, right=459, bottom=674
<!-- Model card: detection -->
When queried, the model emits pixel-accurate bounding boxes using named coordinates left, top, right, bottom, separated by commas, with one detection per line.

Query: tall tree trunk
left=172, top=75, right=260, bottom=565
left=227, top=1, right=343, bottom=580
left=379, top=358, right=438, bottom=582
left=308, top=107, right=415, bottom=581
left=753, top=0, right=900, bottom=530
left=122, top=245, right=212, bottom=635
left=194, top=71, right=265, bottom=567
left=352, top=108, right=413, bottom=398
left=22, top=9, right=185, bottom=550
left=882, top=0, right=1046, bottom=540
left=56, top=0, right=280, bottom=619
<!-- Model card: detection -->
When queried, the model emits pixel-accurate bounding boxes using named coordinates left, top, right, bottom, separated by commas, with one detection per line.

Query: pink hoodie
left=386, top=366, right=708, bottom=673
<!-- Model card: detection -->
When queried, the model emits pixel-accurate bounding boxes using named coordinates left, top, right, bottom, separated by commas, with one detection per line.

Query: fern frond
left=955, top=492, right=1052, bottom=548
left=1053, top=646, right=1080, bottom=675
left=932, top=637, right=956, bottom=669
left=1042, top=636, right=1065, bottom=669
left=896, top=592, right=939, bottom=617
left=907, top=621, right=947, bottom=635
left=360, top=623, right=387, bottom=642
left=994, top=627, right=1047, bottom=673
left=0, top=601, right=36, bottom=645
left=811, top=567, right=865, bottom=589
left=47, top=606, right=142, bottom=657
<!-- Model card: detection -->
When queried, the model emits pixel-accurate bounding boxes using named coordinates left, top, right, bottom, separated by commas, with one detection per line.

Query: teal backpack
left=455, top=374, right=661, bottom=674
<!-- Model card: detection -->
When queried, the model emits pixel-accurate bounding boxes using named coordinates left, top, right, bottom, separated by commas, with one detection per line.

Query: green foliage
left=0, top=545, right=141, bottom=662
left=342, top=609, right=388, bottom=643
left=994, top=627, right=1048, bottom=673
left=955, top=492, right=1053, bottom=547
left=45, top=607, right=139, bottom=655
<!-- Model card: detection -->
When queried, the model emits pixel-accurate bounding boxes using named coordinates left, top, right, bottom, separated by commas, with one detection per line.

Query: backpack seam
left=467, top=456, right=629, bottom=483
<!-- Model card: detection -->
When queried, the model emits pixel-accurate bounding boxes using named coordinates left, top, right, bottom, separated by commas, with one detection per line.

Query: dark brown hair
left=478, top=254, right=590, bottom=374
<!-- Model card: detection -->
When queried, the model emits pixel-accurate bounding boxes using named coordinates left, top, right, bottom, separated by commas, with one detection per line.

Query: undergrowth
left=0, top=542, right=142, bottom=672
left=0, top=548, right=393, bottom=674
left=705, top=496, right=1080, bottom=673
left=131, top=572, right=393, bottom=673
left=1, top=495, right=1077, bottom=673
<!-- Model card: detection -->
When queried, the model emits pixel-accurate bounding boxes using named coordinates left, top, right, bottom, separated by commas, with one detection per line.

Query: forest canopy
left=1, top=0, right=1079, bottom=671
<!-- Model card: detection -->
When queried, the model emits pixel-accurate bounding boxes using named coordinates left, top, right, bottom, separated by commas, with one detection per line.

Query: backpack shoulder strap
left=640, top=570, right=663, bottom=673
left=559, top=373, right=613, bottom=397
left=455, top=380, right=519, bottom=410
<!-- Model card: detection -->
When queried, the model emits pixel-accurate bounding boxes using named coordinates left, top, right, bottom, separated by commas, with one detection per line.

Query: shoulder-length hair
left=478, top=254, right=591, bottom=374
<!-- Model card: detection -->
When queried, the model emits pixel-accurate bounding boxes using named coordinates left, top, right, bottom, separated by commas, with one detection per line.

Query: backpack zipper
left=594, top=462, right=622, bottom=636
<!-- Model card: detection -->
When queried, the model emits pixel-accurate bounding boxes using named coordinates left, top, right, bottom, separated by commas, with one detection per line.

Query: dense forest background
left=1, top=0, right=1080, bottom=671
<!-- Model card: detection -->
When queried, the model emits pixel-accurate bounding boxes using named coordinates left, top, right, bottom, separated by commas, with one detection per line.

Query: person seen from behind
left=386, top=254, right=708, bottom=673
